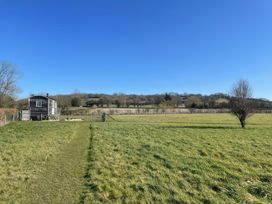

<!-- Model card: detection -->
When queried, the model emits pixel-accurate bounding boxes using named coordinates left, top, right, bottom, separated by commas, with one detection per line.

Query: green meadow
left=0, top=114, right=271, bottom=203
left=0, top=121, right=89, bottom=203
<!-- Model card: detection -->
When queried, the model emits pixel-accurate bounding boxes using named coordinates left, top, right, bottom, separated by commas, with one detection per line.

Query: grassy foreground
left=0, top=121, right=89, bottom=203
left=84, top=114, right=272, bottom=203
left=0, top=114, right=271, bottom=203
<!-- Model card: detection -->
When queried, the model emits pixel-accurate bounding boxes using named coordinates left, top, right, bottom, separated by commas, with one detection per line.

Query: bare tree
left=229, top=79, right=254, bottom=128
left=185, top=96, right=202, bottom=108
left=0, top=62, right=19, bottom=107
left=55, top=95, right=71, bottom=115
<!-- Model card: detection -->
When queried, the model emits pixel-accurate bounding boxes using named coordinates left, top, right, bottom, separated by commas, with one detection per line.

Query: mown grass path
left=23, top=122, right=90, bottom=203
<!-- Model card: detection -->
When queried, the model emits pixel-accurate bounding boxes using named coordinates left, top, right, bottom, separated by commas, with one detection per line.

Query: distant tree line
left=59, top=93, right=231, bottom=109
left=16, top=91, right=272, bottom=114
left=12, top=92, right=267, bottom=115
left=71, top=93, right=270, bottom=107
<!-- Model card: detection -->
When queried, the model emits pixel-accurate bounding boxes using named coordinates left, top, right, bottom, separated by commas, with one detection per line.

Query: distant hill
left=16, top=93, right=272, bottom=114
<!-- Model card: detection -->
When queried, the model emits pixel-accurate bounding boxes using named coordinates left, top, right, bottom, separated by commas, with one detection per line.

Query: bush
left=71, top=97, right=81, bottom=107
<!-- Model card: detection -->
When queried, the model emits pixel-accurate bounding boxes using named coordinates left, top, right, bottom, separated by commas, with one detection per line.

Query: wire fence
left=91, top=113, right=133, bottom=122
left=0, top=109, right=18, bottom=126
left=90, top=112, right=108, bottom=122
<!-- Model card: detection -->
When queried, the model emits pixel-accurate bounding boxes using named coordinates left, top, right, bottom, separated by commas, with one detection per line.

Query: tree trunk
left=240, top=119, right=246, bottom=128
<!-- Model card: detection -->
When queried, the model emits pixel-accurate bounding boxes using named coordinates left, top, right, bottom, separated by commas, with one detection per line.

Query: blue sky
left=0, top=0, right=271, bottom=100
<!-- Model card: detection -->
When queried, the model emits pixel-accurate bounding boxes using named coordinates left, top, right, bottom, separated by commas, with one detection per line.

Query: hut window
left=36, top=100, right=43, bottom=107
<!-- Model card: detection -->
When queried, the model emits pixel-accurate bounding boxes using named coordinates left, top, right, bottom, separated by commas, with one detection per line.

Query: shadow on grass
left=161, top=125, right=240, bottom=129
left=111, top=120, right=238, bottom=125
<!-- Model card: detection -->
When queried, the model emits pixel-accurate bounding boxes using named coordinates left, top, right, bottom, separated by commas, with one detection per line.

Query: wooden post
left=102, top=112, right=106, bottom=122
left=4, top=114, right=6, bottom=125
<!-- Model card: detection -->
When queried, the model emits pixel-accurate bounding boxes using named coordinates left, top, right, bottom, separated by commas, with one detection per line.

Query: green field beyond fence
left=0, top=114, right=271, bottom=203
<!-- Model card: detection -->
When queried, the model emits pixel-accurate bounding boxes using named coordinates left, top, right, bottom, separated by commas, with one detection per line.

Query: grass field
left=0, top=121, right=89, bottom=203
left=0, top=114, right=271, bottom=203
left=85, top=114, right=272, bottom=203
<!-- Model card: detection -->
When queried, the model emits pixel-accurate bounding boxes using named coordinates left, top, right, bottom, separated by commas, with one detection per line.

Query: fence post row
left=0, top=113, right=17, bottom=126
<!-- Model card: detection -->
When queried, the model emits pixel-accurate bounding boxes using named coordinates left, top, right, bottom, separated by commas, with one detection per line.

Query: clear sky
left=0, top=0, right=271, bottom=100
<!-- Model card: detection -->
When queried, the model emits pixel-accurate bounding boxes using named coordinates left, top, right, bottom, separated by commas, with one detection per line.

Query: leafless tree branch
left=0, top=62, right=19, bottom=107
